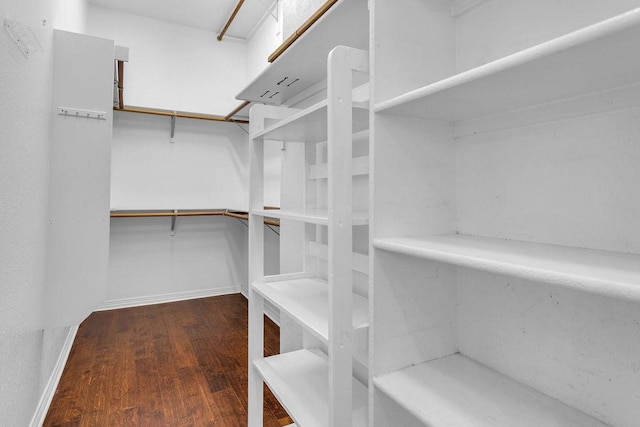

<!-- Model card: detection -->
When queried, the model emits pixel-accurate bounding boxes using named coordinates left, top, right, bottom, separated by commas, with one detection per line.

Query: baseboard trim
left=95, top=286, right=241, bottom=311
left=30, top=325, right=79, bottom=427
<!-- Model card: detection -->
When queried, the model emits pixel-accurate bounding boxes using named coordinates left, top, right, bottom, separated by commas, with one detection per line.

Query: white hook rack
left=58, top=107, right=107, bottom=120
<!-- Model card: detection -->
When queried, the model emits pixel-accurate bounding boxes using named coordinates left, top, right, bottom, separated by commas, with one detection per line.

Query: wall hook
left=170, top=112, right=177, bottom=143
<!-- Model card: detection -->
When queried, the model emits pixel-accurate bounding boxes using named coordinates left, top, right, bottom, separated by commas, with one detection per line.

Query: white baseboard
left=95, top=286, right=241, bottom=311
left=30, top=325, right=79, bottom=427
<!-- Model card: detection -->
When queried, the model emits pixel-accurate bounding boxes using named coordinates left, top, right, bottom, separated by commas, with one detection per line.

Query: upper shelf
left=236, top=0, right=369, bottom=105
left=252, top=98, right=369, bottom=143
left=373, top=234, right=640, bottom=302
left=375, top=7, right=640, bottom=122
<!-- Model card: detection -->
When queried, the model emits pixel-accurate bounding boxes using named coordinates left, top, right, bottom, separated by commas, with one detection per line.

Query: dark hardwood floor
left=44, top=294, right=292, bottom=426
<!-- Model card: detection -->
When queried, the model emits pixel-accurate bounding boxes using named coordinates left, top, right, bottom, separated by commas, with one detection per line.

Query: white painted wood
left=253, top=98, right=369, bottom=143
left=455, top=106, right=640, bottom=256
left=252, top=208, right=369, bottom=226
left=253, top=349, right=368, bottom=427
left=327, top=46, right=369, bottom=427
left=309, top=155, right=370, bottom=180
left=262, top=272, right=311, bottom=283
left=252, top=278, right=369, bottom=343
left=456, top=269, right=640, bottom=425
left=249, top=46, right=370, bottom=426
left=374, top=234, right=640, bottom=302
left=248, top=105, right=268, bottom=427
left=370, top=1, right=640, bottom=426
left=373, top=353, right=606, bottom=427
left=308, top=241, right=369, bottom=275
left=237, top=0, right=369, bottom=105
left=46, top=30, right=114, bottom=327
left=453, top=81, right=640, bottom=138
left=375, top=7, right=640, bottom=122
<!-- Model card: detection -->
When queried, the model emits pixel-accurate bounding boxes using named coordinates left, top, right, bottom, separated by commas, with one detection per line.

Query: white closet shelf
left=373, top=353, right=606, bottom=427
left=373, top=234, right=640, bottom=301
left=236, top=0, right=369, bottom=105
left=252, top=277, right=369, bottom=343
left=254, top=348, right=368, bottom=427
left=252, top=208, right=369, bottom=226
left=375, top=7, right=640, bottom=122
left=252, top=99, right=369, bottom=143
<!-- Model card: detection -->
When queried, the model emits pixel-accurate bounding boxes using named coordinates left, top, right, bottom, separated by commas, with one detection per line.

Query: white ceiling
left=88, top=0, right=274, bottom=40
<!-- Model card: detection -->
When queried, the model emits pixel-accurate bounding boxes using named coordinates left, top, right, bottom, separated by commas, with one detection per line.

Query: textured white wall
left=0, top=1, right=87, bottom=424
left=281, top=0, right=324, bottom=40
left=246, top=4, right=282, bottom=84
left=110, top=112, right=248, bottom=210
left=107, top=101, right=251, bottom=302
left=86, top=4, right=247, bottom=115
left=108, top=216, right=248, bottom=302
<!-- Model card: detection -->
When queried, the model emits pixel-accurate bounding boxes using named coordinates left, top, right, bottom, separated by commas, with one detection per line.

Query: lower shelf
left=373, top=353, right=605, bottom=427
left=254, top=349, right=368, bottom=427
left=252, top=278, right=369, bottom=343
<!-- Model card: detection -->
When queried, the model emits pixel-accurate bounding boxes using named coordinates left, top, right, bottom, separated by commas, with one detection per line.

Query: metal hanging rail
left=267, top=0, right=338, bottom=63
left=218, top=0, right=245, bottom=41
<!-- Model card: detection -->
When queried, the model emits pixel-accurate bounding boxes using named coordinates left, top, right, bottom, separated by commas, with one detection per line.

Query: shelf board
left=373, top=234, right=640, bottom=302
left=252, top=208, right=369, bottom=226
left=254, top=349, right=368, bottom=427
left=375, top=7, right=640, bottom=122
left=252, top=278, right=369, bottom=343
left=252, top=99, right=369, bottom=143
left=236, top=0, right=369, bottom=105
left=373, top=353, right=605, bottom=426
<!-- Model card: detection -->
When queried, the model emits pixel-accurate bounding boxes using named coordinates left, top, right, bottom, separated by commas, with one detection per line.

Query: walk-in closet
left=2, top=0, right=639, bottom=426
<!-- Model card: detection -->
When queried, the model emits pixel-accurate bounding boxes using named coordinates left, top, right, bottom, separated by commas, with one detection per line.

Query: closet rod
left=217, top=0, right=245, bottom=41
left=224, top=211, right=280, bottom=228
left=116, top=106, right=250, bottom=124
left=110, top=210, right=280, bottom=227
left=225, top=100, right=251, bottom=121
left=268, top=0, right=338, bottom=63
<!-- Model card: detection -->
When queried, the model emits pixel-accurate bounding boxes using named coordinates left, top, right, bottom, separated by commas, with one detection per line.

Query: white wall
left=246, top=4, right=282, bottom=83
left=281, top=0, right=324, bottom=40
left=0, top=1, right=88, bottom=424
left=105, top=111, right=252, bottom=304
left=110, top=112, right=248, bottom=210
left=107, top=216, right=248, bottom=303
left=87, top=4, right=247, bottom=114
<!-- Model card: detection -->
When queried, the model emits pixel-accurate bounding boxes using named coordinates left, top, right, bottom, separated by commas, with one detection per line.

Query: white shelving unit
left=254, top=349, right=368, bottom=427
left=248, top=45, right=370, bottom=427
left=370, top=1, right=640, bottom=426
left=237, top=0, right=369, bottom=105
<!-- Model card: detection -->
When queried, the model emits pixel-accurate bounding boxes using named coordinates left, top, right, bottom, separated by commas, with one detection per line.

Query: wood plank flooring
left=44, top=294, right=292, bottom=426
